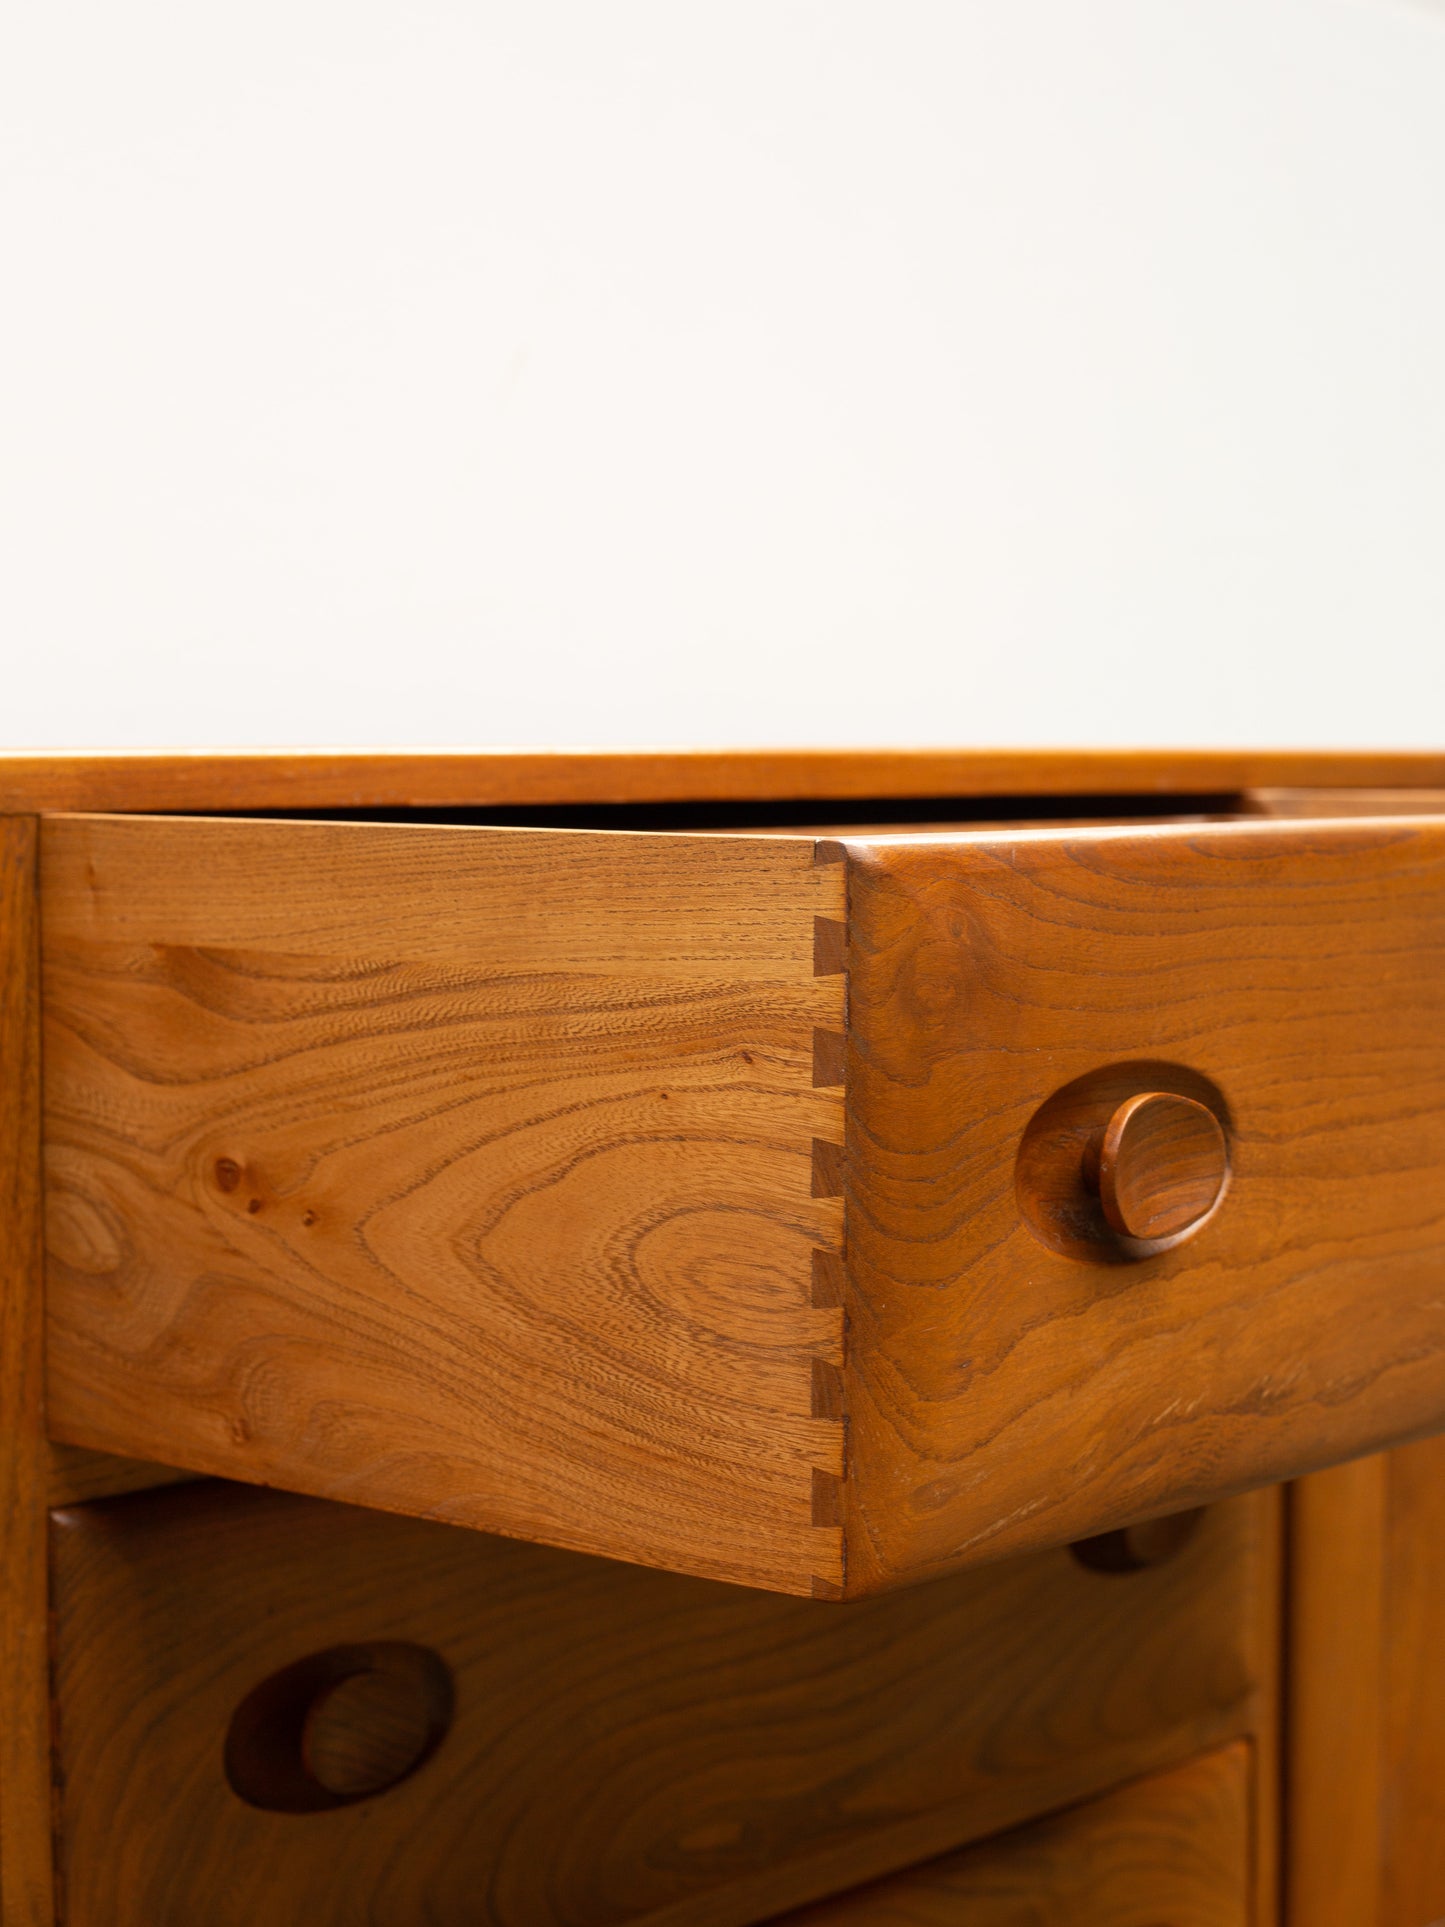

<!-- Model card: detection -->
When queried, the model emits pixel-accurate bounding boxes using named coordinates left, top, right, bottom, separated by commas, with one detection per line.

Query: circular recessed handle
left=225, top=1642, right=454, bottom=1813
left=1090, top=1091, right=1228, bottom=1241
left=301, top=1665, right=442, bottom=1799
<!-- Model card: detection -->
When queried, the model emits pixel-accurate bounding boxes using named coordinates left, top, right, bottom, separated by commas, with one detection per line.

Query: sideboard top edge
left=3, top=747, right=1445, bottom=814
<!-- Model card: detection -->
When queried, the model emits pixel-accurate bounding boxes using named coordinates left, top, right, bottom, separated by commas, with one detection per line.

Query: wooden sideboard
left=5, top=746, right=1445, bottom=1924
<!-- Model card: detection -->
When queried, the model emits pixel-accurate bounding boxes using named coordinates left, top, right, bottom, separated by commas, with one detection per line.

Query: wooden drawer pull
left=302, top=1665, right=445, bottom=1799
left=1017, top=1064, right=1231, bottom=1264
left=1090, top=1092, right=1230, bottom=1242
left=224, top=1642, right=453, bottom=1812
left=1071, top=1508, right=1206, bottom=1574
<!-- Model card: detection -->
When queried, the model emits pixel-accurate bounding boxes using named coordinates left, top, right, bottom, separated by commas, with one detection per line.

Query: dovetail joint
left=813, top=916, right=847, bottom=976
left=812, top=1028, right=846, bottom=1089
left=811, top=1467, right=844, bottom=1529
left=811, top=1139, right=844, bottom=1199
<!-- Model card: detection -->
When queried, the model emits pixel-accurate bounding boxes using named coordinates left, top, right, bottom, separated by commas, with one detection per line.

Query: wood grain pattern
left=1287, top=1437, right=1445, bottom=1927
left=0, top=817, right=56, bottom=1927
left=768, top=1744, right=1250, bottom=1926
left=48, top=1480, right=1271, bottom=1927
left=841, top=816, right=1445, bottom=1591
left=42, top=816, right=846, bottom=1594
left=3, top=747, right=1445, bottom=814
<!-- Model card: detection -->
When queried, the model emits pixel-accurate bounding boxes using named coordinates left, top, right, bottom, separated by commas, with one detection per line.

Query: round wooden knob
left=301, top=1665, right=440, bottom=1799
left=1072, top=1507, right=1206, bottom=1573
left=1094, top=1092, right=1227, bottom=1241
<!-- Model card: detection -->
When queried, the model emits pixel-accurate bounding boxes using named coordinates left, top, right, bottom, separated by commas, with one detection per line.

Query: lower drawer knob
left=302, top=1665, right=442, bottom=1800
left=1091, top=1092, right=1229, bottom=1241
left=1071, top=1507, right=1206, bottom=1573
left=225, top=1641, right=454, bottom=1812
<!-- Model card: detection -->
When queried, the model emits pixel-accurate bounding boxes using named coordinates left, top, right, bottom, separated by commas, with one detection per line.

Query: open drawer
left=40, top=807, right=1445, bottom=1595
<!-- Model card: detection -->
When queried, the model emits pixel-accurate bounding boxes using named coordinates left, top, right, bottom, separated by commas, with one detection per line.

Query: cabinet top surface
left=2, top=746, right=1444, bottom=813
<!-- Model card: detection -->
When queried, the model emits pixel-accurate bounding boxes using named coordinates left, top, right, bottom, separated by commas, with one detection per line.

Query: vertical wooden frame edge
left=809, top=842, right=849, bottom=1598
left=1250, top=1482, right=1285, bottom=1927
left=1284, top=1457, right=1388, bottom=1927
left=0, top=815, right=56, bottom=1924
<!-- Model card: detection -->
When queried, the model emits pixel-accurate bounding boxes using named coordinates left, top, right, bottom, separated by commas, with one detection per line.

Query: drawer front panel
left=41, top=815, right=846, bottom=1595
left=49, top=1483, right=1269, bottom=1927
left=839, top=816, right=1445, bottom=1590
left=768, top=1745, right=1250, bottom=1926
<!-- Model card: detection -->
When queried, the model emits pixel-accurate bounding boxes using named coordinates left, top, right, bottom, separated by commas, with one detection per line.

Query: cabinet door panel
left=769, top=1745, right=1250, bottom=1926
left=1289, top=1435, right=1445, bottom=1927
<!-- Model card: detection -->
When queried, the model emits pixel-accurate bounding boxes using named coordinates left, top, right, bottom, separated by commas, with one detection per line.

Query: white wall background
left=3, top=0, right=1444, bottom=751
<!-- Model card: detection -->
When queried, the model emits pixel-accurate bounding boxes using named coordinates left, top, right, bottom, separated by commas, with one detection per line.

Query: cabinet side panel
left=0, top=817, right=56, bottom=1925
left=42, top=817, right=846, bottom=1594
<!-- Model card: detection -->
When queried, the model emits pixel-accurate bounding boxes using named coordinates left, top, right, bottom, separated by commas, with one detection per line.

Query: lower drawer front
left=767, top=1746, right=1250, bottom=1926
left=49, top=1482, right=1270, bottom=1927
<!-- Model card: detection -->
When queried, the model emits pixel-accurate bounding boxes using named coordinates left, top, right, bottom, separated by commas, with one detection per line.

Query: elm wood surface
left=4, top=747, right=1445, bottom=814
left=0, top=818, right=56, bottom=1927
left=767, top=1744, right=1251, bottom=1926
left=1287, top=1437, right=1445, bottom=1927
left=47, top=1480, right=1272, bottom=1927
left=837, top=815, right=1445, bottom=1592
left=42, top=816, right=845, bottom=1596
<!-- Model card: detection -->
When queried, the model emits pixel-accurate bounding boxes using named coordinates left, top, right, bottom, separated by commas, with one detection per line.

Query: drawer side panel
left=42, top=816, right=846, bottom=1595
